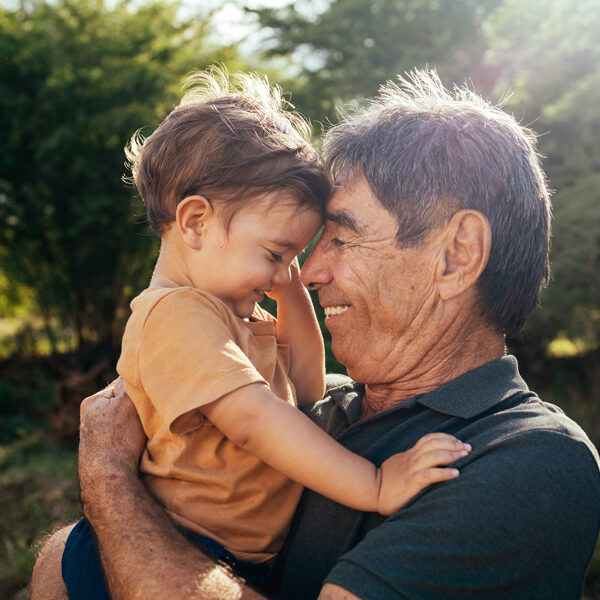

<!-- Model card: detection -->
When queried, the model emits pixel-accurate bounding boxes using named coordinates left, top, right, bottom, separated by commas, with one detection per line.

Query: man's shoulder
left=480, top=390, right=600, bottom=467
left=454, top=390, right=600, bottom=527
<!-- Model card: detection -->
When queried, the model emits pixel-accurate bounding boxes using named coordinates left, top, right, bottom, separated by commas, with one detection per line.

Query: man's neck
left=361, top=331, right=505, bottom=418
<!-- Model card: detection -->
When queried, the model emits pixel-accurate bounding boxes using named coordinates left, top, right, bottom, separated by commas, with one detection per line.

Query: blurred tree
left=485, top=0, right=600, bottom=353
left=0, top=0, right=239, bottom=359
left=250, top=0, right=502, bottom=123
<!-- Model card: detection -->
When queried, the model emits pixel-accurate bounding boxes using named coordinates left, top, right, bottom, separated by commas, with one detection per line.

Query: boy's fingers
left=412, top=432, right=454, bottom=448
left=414, top=435, right=471, bottom=455
left=413, top=448, right=470, bottom=469
left=416, top=467, right=460, bottom=485
left=413, top=432, right=467, bottom=448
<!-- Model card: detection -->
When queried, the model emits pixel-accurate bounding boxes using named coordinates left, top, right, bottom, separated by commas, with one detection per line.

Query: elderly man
left=32, top=71, right=600, bottom=600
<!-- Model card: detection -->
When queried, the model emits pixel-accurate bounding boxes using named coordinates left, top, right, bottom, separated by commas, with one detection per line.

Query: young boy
left=62, top=69, right=470, bottom=595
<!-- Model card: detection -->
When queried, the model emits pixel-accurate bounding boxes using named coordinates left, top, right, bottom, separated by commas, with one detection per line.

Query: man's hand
left=79, top=379, right=146, bottom=512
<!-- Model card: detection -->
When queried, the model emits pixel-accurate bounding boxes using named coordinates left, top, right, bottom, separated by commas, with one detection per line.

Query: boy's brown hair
left=126, top=67, right=331, bottom=235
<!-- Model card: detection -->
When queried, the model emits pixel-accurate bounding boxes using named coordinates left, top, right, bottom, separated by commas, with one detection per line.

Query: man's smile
left=323, top=305, right=350, bottom=317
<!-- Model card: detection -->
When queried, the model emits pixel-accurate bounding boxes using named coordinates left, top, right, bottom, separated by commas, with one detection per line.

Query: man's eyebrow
left=325, top=210, right=363, bottom=234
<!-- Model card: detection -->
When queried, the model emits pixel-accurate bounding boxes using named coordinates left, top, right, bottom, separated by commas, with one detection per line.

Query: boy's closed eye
left=267, top=250, right=284, bottom=263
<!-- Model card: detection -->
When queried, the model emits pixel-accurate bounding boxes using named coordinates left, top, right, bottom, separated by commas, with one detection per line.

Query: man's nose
left=300, top=241, right=332, bottom=290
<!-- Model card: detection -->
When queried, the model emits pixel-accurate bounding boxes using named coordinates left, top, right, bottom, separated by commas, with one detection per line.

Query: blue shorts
left=61, top=518, right=273, bottom=599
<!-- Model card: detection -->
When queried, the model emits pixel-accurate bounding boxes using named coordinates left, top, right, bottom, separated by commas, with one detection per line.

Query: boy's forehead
left=258, top=189, right=309, bottom=210
left=245, top=192, right=323, bottom=220
left=261, top=206, right=323, bottom=248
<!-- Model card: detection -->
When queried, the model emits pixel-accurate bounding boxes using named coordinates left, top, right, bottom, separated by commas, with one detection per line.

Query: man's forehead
left=326, top=178, right=374, bottom=234
left=328, top=178, right=359, bottom=211
left=330, top=173, right=374, bottom=202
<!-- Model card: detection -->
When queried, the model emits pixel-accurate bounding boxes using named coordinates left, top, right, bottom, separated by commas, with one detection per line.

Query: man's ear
left=175, top=196, right=214, bottom=250
left=436, top=210, right=491, bottom=300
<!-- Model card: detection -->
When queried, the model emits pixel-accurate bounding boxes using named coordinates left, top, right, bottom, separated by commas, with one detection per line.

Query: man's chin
left=330, top=340, right=353, bottom=375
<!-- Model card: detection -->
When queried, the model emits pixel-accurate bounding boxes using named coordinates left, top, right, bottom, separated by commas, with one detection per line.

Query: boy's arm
left=268, top=259, right=325, bottom=405
left=201, top=382, right=470, bottom=514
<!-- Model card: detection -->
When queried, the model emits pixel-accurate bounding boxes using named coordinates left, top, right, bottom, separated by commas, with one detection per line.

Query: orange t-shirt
left=116, top=286, right=303, bottom=563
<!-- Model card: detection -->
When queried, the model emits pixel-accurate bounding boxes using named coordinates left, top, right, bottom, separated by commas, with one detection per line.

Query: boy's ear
left=435, top=209, right=491, bottom=301
left=175, top=195, right=214, bottom=250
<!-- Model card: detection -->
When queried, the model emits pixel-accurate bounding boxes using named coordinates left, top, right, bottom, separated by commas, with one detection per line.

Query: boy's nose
left=274, top=264, right=292, bottom=285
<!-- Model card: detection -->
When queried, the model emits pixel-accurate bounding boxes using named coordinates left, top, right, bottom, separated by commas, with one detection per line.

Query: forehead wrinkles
left=327, top=217, right=398, bottom=250
left=328, top=181, right=400, bottom=242
left=325, top=207, right=363, bottom=235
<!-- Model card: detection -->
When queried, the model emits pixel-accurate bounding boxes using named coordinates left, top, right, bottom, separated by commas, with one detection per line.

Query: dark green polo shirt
left=275, top=356, right=600, bottom=599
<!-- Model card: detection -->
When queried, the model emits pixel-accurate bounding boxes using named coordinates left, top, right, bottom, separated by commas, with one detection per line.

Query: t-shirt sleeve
left=138, top=289, right=267, bottom=434
left=324, top=430, right=600, bottom=599
left=252, top=302, right=276, bottom=323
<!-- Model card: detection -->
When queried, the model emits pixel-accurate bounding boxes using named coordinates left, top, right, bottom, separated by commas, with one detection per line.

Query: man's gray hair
left=323, top=69, right=551, bottom=337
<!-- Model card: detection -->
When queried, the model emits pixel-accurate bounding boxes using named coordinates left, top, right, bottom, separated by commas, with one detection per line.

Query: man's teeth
left=324, top=306, right=349, bottom=317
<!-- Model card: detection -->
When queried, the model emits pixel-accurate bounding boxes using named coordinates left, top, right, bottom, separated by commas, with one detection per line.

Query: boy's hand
left=266, top=258, right=303, bottom=303
left=376, top=433, right=471, bottom=516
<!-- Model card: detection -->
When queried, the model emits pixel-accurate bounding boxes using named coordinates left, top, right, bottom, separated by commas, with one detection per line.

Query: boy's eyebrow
left=270, top=238, right=298, bottom=249
left=325, top=210, right=363, bottom=234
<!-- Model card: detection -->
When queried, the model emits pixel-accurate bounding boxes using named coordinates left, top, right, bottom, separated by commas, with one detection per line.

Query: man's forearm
left=82, top=464, right=265, bottom=600
left=78, top=382, right=265, bottom=600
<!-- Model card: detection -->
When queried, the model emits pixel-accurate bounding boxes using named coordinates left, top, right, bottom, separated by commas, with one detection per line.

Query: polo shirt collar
left=329, top=355, right=529, bottom=424
left=415, top=355, right=529, bottom=419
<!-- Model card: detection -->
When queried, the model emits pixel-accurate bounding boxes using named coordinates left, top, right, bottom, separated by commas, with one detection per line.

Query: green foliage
left=0, top=0, right=236, bottom=357
left=250, top=0, right=502, bottom=122
left=484, top=0, right=600, bottom=352
left=0, top=376, right=56, bottom=443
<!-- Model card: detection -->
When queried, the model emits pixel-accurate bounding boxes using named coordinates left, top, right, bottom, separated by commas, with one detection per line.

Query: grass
left=0, top=433, right=79, bottom=599
left=0, top=372, right=81, bottom=599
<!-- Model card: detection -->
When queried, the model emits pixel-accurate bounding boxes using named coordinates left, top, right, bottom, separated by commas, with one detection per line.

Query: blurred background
left=1, top=0, right=599, bottom=597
